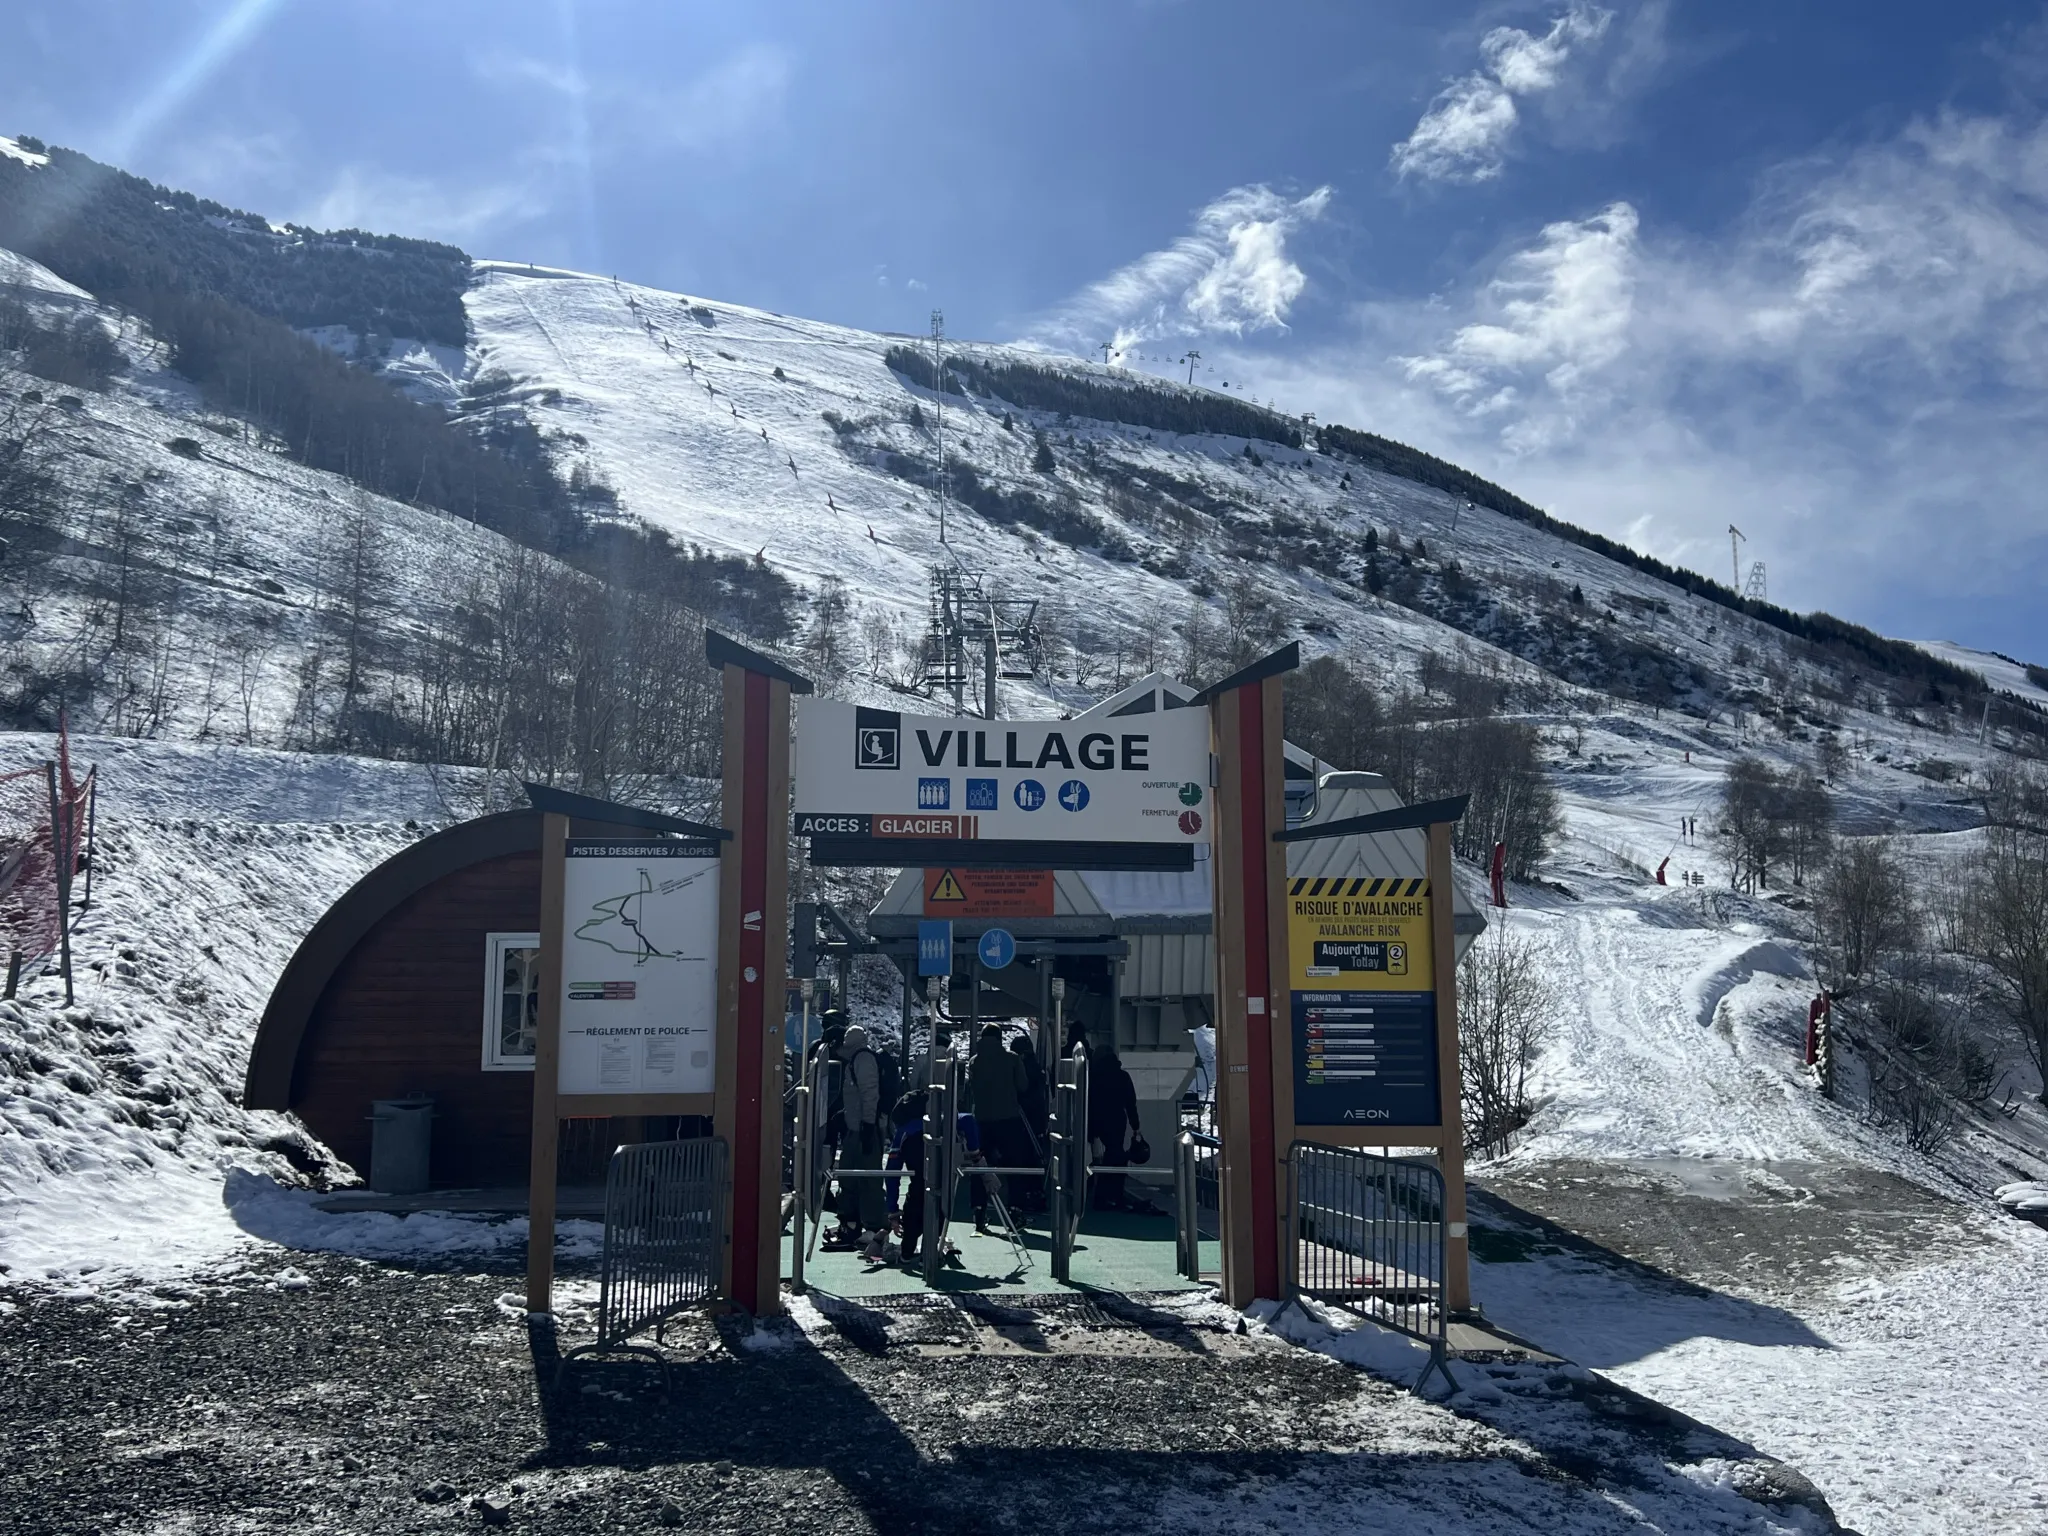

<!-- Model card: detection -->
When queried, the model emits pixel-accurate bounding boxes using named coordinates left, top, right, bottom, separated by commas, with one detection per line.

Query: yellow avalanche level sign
left=1286, top=877, right=1440, bottom=1128
left=1286, top=877, right=1434, bottom=991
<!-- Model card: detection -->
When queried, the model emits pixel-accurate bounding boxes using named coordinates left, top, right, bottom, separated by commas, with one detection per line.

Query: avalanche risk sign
left=792, top=699, right=1211, bottom=845
left=1287, top=876, right=1441, bottom=1128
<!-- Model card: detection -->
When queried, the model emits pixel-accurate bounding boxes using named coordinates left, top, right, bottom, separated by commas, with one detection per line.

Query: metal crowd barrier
left=1174, top=1130, right=1221, bottom=1281
left=1286, top=1140, right=1454, bottom=1395
left=558, top=1136, right=729, bottom=1386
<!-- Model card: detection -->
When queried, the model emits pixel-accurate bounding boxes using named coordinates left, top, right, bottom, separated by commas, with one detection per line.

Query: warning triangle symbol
left=930, top=869, right=968, bottom=903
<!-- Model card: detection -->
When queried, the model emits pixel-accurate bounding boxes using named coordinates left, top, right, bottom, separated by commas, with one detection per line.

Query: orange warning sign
left=922, top=867, right=1055, bottom=918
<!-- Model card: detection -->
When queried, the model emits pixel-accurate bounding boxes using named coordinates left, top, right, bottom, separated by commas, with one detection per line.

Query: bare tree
left=801, top=574, right=852, bottom=685
left=1715, top=758, right=1831, bottom=891
left=1812, top=838, right=1914, bottom=990
left=320, top=493, right=387, bottom=746
left=1458, top=924, right=1554, bottom=1157
left=1974, top=825, right=2048, bottom=1101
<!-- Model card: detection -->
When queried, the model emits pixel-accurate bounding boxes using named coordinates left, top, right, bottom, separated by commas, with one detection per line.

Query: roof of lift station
left=866, top=672, right=1486, bottom=957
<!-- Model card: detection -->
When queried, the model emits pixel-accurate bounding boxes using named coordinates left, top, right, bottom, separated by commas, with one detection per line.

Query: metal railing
left=1174, top=1130, right=1220, bottom=1281
left=558, top=1136, right=729, bottom=1386
left=1286, top=1140, right=1453, bottom=1395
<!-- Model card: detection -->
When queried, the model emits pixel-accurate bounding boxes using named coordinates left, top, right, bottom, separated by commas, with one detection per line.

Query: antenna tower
left=930, top=309, right=947, bottom=544
left=919, top=567, right=1043, bottom=718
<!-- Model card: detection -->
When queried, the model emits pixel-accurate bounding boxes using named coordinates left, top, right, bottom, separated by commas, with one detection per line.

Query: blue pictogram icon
left=966, top=778, right=998, bottom=810
left=977, top=927, right=1016, bottom=970
left=1014, top=779, right=1045, bottom=811
left=918, top=920, right=954, bottom=976
left=1058, top=779, right=1091, bottom=812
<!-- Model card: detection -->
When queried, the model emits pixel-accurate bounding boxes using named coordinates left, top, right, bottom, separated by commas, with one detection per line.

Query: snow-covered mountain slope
left=1911, top=639, right=2048, bottom=710
left=1, top=248, right=559, bottom=748
left=463, top=264, right=1905, bottom=717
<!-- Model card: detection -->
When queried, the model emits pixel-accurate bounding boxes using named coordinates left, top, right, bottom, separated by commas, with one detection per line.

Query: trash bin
left=368, top=1097, right=434, bottom=1194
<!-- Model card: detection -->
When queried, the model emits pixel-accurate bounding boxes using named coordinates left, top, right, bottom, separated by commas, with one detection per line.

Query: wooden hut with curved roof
left=245, top=791, right=710, bottom=1193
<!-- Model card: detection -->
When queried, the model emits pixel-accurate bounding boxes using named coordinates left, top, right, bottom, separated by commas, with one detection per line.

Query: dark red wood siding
left=294, top=851, right=541, bottom=1188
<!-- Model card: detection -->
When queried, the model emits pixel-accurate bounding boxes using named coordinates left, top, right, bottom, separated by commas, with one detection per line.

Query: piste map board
left=559, top=840, right=720, bottom=1095
left=1287, top=876, right=1441, bottom=1128
left=792, top=699, right=1210, bottom=845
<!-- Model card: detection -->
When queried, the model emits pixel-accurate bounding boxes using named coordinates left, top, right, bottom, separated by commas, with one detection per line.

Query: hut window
left=483, top=932, right=542, bottom=1070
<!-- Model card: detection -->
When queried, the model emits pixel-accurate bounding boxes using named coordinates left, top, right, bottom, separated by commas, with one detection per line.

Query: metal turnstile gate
left=1174, top=1129, right=1221, bottom=1280
left=1047, top=1051, right=1090, bottom=1281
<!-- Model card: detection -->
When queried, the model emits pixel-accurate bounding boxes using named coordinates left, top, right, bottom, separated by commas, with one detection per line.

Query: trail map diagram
left=574, top=867, right=714, bottom=964
left=557, top=842, right=720, bottom=1096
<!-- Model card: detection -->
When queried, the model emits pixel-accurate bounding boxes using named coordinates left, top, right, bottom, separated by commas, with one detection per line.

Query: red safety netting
left=0, top=718, right=90, bottom=969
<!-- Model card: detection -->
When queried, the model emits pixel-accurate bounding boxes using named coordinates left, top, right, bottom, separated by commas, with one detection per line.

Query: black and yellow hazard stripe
left=1287, top=876, right=1430, bottom=897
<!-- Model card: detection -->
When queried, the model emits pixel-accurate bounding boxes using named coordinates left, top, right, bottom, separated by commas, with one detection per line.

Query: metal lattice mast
left=930, top=309, right=946, bottom=546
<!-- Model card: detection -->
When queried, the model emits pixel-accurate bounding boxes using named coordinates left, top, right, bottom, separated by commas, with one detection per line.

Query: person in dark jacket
left=829, top=1024, right=884, bottom=1246
left=885, top=1091, right=986, bottom=1262
left=1008, top=1032, right=1049, bottom=1211
left=1088, top=1046, right=1146, bottom=1211
left=968, top=1023, right=1031, bottom=1208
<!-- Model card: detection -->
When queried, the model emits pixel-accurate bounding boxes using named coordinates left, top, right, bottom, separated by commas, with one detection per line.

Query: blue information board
left=917, top=920, right=953, bottom=976
left=1290, top=990, right=1440, bottom=1127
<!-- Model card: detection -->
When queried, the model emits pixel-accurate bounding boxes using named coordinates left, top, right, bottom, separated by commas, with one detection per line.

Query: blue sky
left=8, top=0, right=2048, bottom=659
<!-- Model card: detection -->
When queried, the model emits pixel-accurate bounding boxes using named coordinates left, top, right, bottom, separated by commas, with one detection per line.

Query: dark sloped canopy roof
left=244, top=810, right=543, bottom=1110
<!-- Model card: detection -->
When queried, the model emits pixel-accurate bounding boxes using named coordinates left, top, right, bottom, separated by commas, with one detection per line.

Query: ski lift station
left=863, top=673, right=1487, bottom=1162
left=242, top=633, right=1508, bottom=1377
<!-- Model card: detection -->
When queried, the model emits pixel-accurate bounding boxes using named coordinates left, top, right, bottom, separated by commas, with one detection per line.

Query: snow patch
left=0, top=136, right=49, bottom=168
left=223, top=1169, right=602, bottom=1262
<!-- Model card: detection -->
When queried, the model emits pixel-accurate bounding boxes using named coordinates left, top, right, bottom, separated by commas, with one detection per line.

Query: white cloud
left=1391, top=4, right=1614, bottom=182
left=1026, top=184, right=1332, bottom=353
left=1398, top=201, right=1639, bottom=448
left=1255, top=108, right=2048, bottom=649
left=294, top=165, right=550, bottom=245
left=474, top=43, right=789, bottom=158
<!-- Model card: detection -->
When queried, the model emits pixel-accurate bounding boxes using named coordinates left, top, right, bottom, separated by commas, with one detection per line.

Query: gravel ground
left=1472, top=1158, right=1985, bottom=1303
left=0, top=1248, right=1848, bottom=1536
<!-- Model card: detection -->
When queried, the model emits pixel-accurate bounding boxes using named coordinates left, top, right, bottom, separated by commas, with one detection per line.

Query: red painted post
left=728, top=669, right=771, bottom=1313
left=1236, top=683, right=1281, bottom=1302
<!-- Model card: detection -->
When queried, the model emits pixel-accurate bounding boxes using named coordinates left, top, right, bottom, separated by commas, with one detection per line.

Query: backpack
left=875, top=1047, right=903, bottom=1119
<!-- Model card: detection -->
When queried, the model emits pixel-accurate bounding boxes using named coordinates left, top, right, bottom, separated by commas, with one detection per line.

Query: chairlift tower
left=919, top=566, right=1043, bottom=718
left=1743, top=562, right=1768, bottom=604
left=931, top=310, right=947, bottom=544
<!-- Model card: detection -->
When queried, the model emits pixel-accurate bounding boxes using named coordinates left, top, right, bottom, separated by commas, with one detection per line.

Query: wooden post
left=708, top=632, right=807, bottom=1317
left=44, top=762, right=73, bottom=1006
left=1427, top=820, right=1471, bottom=1313
left=1202, top=643, right=1300, bottom=1307
left=525, top=811, right=569, bottom=1313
